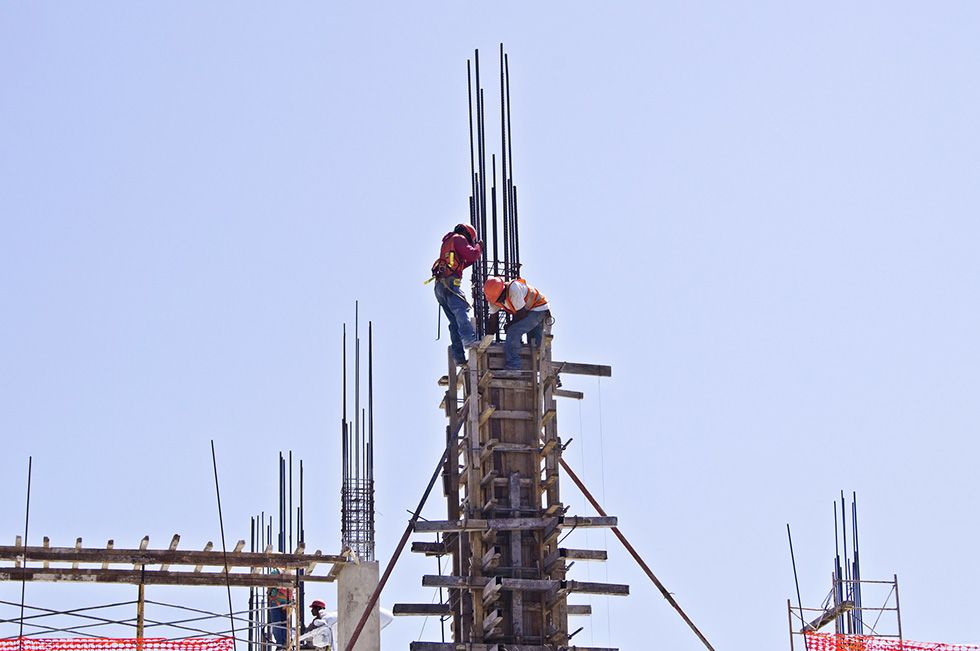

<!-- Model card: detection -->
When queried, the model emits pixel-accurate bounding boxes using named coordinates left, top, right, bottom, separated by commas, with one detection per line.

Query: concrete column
left=336, top=561, right=380, bottom=651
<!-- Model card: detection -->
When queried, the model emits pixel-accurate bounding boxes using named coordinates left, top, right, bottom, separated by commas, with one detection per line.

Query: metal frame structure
left=340, top=304, right=376, bottom=564
left=787, top=493, right=904, bottom=650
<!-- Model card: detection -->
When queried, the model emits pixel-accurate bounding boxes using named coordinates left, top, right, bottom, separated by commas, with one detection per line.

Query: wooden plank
left=0, top=567, right=331, bottom=587
left=160, top=534, right=180, bottom=571
left=479, top=406, right=496, bottom=426
left=72, top=538, right=82, bottom=570
left=423, top=575, right=559, bottom=591
left=410, top=541, right=448, bottom=556
left=481, top=545, right=501, bottom=572
left=102, top=540, right=114, bottom=570
left=393, top=603, right=451, bottom=617
left=482, top=608, right=503, bottom=635
left=552, top=361, right=612, bottom=377
left=553, top=389, right=584, bottom=400
left=489, top=410, right=534, bottom=420
left=132, top=536, right=150, bottom=569
left=804, top=600, right=854, bottom=632
left=567, top=604, right=593, bottom=616
left=42, top=537, right=49, bottom=569
left=478, top=371, right=494, bottom=390
left=476, top=335, right=495, bottom=353
left=559, top=516, right=618, bottom=528
left=0, top=546, right=340, bottom=567
left=415, top=518, right=562, bottom=533
left=487, top=378, right=532, bottom=390
left=198, top=542, right=215, bottom=572
left=564, top=580, right=630, bottom=596
left=562, top=549, right=608, bottom=561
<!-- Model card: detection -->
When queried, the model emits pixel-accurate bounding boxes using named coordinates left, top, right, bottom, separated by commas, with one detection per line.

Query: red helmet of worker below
left=455, top=223, right=477, bottom=243
left=483, top=277, right=506, bottom=304
left=310, top=600, right=326, bottom=610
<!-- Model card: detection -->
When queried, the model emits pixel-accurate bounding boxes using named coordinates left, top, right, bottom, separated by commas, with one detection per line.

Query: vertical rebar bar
left=18, top=456, right=32, bottom=651
left=210, top=441, right=238, bottom=651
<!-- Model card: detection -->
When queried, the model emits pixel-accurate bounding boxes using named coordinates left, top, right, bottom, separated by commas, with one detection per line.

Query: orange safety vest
left=492, top=278, right=548, bottom=314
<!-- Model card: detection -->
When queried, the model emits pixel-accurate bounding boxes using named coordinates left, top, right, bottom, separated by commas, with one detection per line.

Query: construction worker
left=483, top=276, right=551, bottom=370
left=300, top=600, right=332, bottom=649
left=304, top=600, right=327, bottom=633
left=430, top=223, right=483, bottom=365
left=266, top=569, right=294, bottom=649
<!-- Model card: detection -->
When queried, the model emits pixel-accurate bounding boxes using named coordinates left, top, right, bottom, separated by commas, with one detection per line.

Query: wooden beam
left=0, top=546, right=340, bottom=568
left=197, top=542, right=214, bottom=572
left=489, top=410, right=534, bottom=420
left=393, top=603, right=451, bottom=616
left=160, top=534, right=180, bottom=571
left=0, top=567, right=333, bottom=587
left=553, top=361, right=612, bottom=377
left=101, top=540, right=114, bottom=570
left=476, top=335, right=495, bottom=353
left=133, top=536, right=150, bottom=569
left=479, top=406, right=496, bottom=426
left=804, top=600, right=854, bottom=632
left=564, top=580, right=629, bottom=596
left=553, top=389, right=584, bottom=400
left=423, top=575, right=559, bottom=591
left=410, top=541, right=448, bottom=556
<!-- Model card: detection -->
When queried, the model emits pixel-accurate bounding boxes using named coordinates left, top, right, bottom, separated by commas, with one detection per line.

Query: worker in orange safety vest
left=483, top=276, right=551, bottom=370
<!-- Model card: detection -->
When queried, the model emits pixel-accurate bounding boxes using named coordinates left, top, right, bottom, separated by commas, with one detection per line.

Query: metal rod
left=210, top=440, right=238, bottom=651
left=498, top=43, right=508, bottom=283
left=136, top=575, right=146, bottom=647
left=559, top=457, right=715, bottom=650
left=368, top=321, right=374, bottom=487
left=343, top=443, right=452, bottom=651
left=894, top=574, right=903, bottom=642
left=355, top=301, right=360, bottom=486
left=289, top=451, right=293, bottom=552
left=466, top=60, right=477, bottom=230
left=787, top=524, right=809, bottom=651
left=18, top=456, right=32, bottom=650
left=501, top=53, right=521, bottom=276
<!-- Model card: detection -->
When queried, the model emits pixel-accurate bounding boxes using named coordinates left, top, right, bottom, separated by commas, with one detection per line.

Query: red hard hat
left=484, top=277, right=506, bottom=304
left=311, top=600, right=326, bottom=609
left=455, top=223, right=477, bottom=242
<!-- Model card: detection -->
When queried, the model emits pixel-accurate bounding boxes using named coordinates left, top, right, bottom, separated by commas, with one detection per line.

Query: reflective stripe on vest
left=497, top=279, right=547, bottom=314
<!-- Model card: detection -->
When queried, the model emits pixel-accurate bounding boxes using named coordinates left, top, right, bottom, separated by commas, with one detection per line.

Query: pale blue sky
left=2, top=2, right=979, bottom=649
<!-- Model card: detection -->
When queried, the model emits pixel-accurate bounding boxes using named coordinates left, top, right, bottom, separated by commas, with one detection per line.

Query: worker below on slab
left=428, top=223, right=483, bottom=365
left=484, top=275, right=552, bottom=370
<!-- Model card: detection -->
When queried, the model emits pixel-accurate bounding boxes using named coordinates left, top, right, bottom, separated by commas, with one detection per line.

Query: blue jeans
left=268, top=604, right=288, bottom=647
left=504, top=310, right=548, bottom=370
left=434, top=278, right=478, bottom=363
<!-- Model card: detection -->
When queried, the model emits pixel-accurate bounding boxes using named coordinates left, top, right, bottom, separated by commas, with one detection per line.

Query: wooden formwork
left=397, top=328, right=626, bottom=651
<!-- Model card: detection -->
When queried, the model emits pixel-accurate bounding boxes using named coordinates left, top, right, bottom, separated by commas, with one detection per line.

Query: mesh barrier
left=806, top=633, right=980, bottom=651
left=0, top=640, right=233, bottom=651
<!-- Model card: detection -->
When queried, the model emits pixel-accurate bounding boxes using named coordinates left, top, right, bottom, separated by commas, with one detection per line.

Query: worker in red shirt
left=430, top=223, right=483, bottom=365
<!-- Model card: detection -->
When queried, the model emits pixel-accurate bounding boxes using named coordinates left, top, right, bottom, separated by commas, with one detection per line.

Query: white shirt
left=488, top=281, right=549, bottom=314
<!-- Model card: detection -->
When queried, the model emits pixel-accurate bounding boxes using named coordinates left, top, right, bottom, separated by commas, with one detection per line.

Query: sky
left=2, top=2, right=979, bottom=649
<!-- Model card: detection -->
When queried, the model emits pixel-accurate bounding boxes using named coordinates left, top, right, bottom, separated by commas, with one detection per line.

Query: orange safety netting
left=0, top=640, right=233, bottom=651
left=806, top=633, right=980, bottom=651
